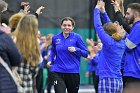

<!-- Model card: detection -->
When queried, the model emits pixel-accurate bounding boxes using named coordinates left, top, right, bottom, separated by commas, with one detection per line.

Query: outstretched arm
left=100, top=2, right=111, bottom=24
left=112, top=0, right=131, bottom=33
left=94, top=1, right=113, bottom=45
left=35, top=6, right=45, bottom=17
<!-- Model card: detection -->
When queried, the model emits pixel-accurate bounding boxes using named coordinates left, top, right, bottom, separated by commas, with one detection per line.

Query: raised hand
left=111, top=0, right=120, bottom=12
left=86, top=38, right=94, bottom=46
left=95, top=0, right=105, bottom=13
left=100, top=1, right=105, bottom=13
left=24, top=5, right=30, bottom=14
left=36, top=6, right=45, bottom=15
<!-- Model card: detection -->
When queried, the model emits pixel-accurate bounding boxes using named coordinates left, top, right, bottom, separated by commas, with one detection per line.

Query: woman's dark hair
left=1, top=9, right=15, bottom=25
left=0, top=0, right=8, bottom=24
left=61, top=17, right=75, bottom=27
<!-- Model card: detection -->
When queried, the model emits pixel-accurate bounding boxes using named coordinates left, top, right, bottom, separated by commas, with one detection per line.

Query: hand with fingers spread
left=86, top=38, right=95, bottom=46
left=36, top=6, right=45, bottom=15
left=20, top=1, right=30, bottom=14
left=24, top=5, right=30, bottom=14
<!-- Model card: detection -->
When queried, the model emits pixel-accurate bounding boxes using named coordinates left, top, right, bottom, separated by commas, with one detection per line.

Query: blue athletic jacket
left=48, top=32, right=88, bottom=73
left=123, top=21, right=140, bottom=78
left=94, top=8, right=125, bottom=79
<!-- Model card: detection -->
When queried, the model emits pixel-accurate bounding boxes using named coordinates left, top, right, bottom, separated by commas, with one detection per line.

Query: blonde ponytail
left=112, top=33, right=122, bottom=41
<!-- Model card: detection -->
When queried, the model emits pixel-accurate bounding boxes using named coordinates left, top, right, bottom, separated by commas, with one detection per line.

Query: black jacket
left=0, top=30, right=22, bottom=93
left=115, top=11, right=131, bottom=34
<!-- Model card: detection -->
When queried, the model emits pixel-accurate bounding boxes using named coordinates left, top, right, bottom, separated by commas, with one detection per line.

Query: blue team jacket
left=94, top=8, right=125, bottom=79
left=123, top=21, right=140, bottom=78
left=48, top=32, right=88, bottom=73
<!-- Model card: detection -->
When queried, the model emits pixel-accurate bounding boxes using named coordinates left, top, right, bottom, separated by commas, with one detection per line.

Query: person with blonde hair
left=14, top=14, right=41, bottom=93
left=9, top=13, right=25, bottom=32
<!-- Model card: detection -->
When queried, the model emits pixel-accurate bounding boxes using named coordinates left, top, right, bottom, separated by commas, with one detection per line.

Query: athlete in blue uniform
left=47, top=17, right=88, bottom=93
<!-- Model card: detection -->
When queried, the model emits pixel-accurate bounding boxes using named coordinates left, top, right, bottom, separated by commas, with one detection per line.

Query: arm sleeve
left=34, top=13, right=38, bottom=19
left=94, top=8, right=113, bottom=45
left=125, top=25, right=140, bottom=51
left=6, top=35, right=22, bottom=66
left=48, top=37, right=56, bottom=62
left=115, top=11, right=131, bottom=33
left=91, top=51, right=100, bottom=66
left=74, top=35, right=88, bottom=58
left=101, top=12, right=111, bottom=24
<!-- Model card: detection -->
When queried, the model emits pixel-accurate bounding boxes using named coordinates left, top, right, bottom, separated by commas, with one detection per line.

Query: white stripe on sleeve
left=125, top=38, right=137, bottom=49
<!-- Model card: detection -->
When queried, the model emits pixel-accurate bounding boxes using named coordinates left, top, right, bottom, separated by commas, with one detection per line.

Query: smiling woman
left=61, top=17, right=75, bottom=38
left=47, top=17, right=88, bottom=93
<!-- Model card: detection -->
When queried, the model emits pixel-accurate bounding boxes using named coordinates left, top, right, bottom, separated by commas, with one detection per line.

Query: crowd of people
left=0, top=0, right=140, bottom=93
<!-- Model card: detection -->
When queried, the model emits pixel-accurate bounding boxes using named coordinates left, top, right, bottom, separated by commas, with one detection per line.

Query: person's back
left=98, top=39, right=125, bottom=79
left=14, top=14, right=41, bottom=93
left=0, top=30, right=22, bottom=93
left=0, top=0, right=22, bottom=92
left=17, top=62, right=39, bottom=92
left=94, top=7, right=125, bottom=79
left=94, top=1, right=126, bottom=93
